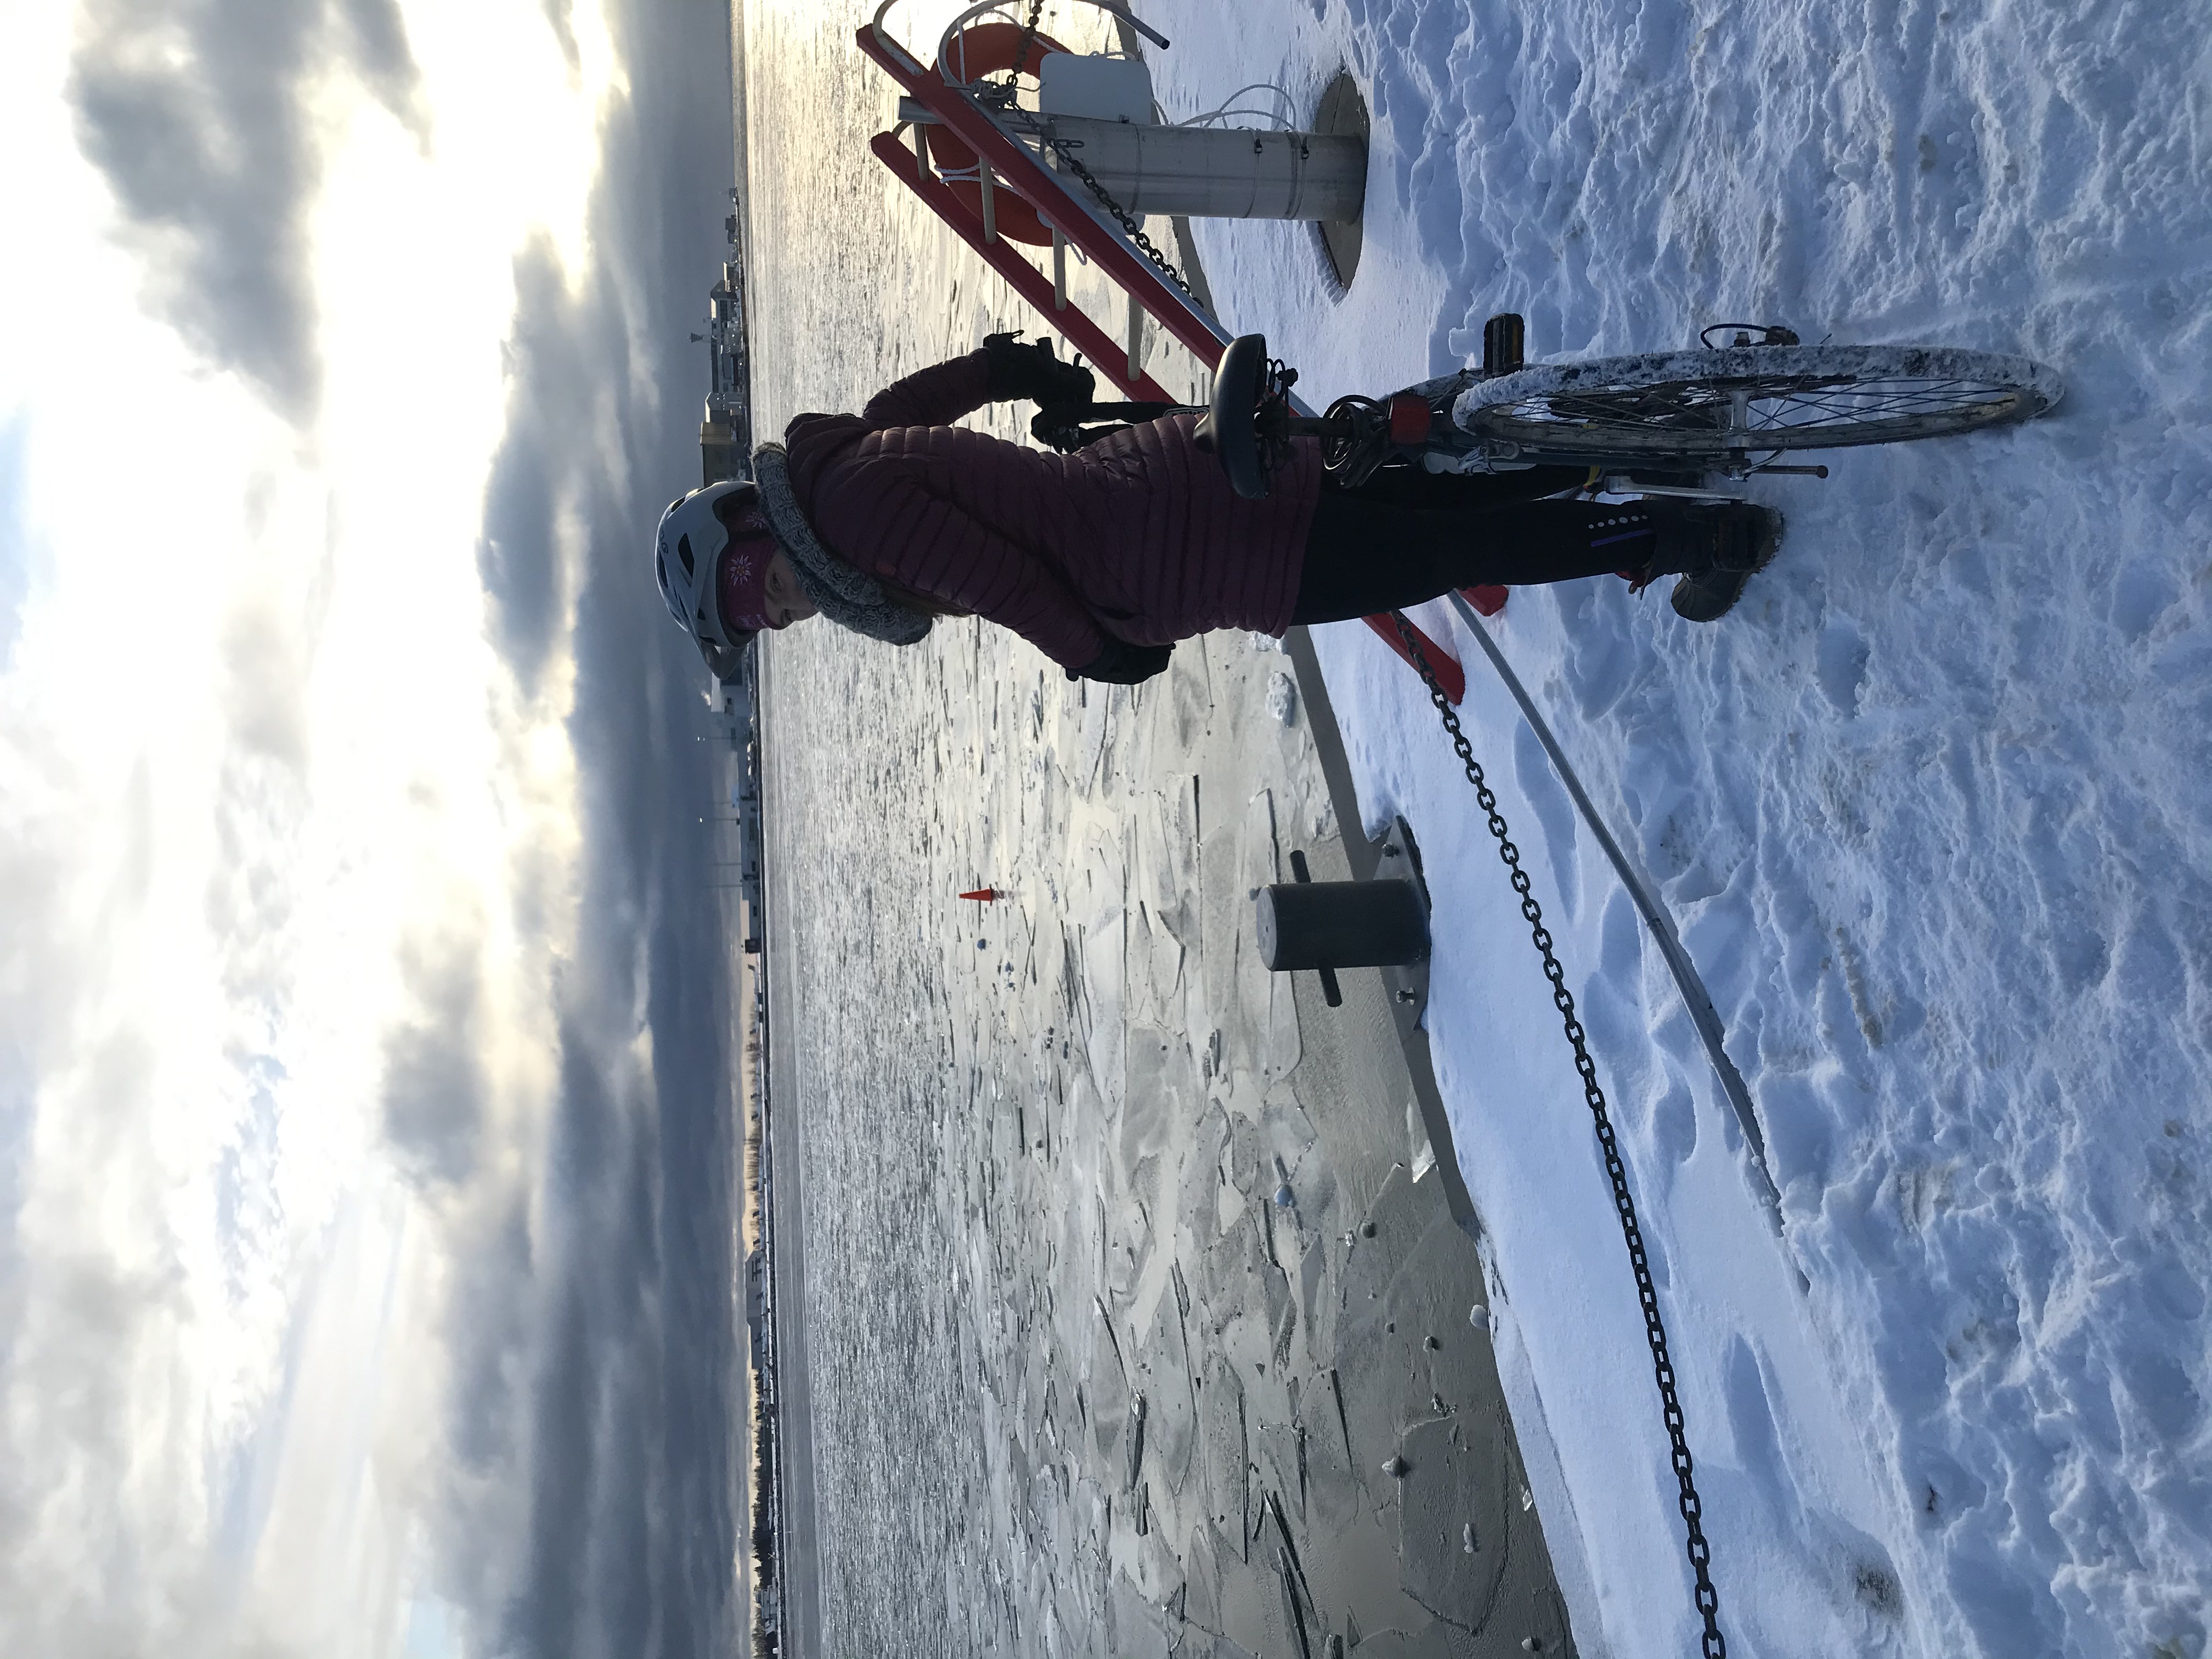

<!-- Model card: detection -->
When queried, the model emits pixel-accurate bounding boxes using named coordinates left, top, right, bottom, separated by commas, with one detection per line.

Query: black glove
left=1066, top=638, right=1174, bottom=685
left=983, top=330, right=1096, bottom=408
left=1030, top=405, right=1092, bottom=454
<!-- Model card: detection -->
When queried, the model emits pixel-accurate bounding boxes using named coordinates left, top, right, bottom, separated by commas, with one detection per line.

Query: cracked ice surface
left=763, top=619, right=1576, bottom=1657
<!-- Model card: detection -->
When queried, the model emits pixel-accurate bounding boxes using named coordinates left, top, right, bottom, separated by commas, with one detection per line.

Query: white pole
left=1045, top=119, right=1365, bottom=223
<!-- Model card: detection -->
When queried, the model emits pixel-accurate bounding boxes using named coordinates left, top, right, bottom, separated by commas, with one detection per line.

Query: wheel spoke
left=1465, top=344, right=2057, bottom=458
left=1499, top=375, right=2019, bottom=438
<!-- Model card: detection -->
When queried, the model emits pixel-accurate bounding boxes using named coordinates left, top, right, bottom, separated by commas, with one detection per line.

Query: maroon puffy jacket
left=782, top=351, right=1322, bottom=670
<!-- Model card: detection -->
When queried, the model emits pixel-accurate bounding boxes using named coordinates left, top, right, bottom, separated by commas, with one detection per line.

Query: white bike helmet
left=653, top=478, right=758, bottom=679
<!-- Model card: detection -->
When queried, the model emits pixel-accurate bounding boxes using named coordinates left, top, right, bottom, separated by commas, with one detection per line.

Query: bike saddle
left=1193, top=334, right=1276, bottom=501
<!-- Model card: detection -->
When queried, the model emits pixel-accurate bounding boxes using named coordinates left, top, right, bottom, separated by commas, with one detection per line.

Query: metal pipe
left=1045, top=117, right=1365, bottom=222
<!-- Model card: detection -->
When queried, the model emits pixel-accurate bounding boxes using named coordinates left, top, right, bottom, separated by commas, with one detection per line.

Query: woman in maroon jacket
left=652, top=335, right=1781, bottom=684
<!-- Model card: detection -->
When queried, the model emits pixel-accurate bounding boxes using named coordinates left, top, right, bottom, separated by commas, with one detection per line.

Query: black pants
left=1289, top=466, right=1657, bottom=625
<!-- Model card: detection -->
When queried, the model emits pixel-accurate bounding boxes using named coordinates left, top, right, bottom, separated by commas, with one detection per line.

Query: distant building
left=701, top=415, right=742, bottom=486
left=745, top=1246, right=769, bottom=1370
left=704, top=189, right=753, bottom=483
left=710, top=651, right=765, bottom=935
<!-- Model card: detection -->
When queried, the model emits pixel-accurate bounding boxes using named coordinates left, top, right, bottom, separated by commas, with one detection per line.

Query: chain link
left=999, top=0, right=1047, bottom=103
left=1014, top=111, right=1197, bottom=300
left=1389, top=611, right=1727, bottom=1659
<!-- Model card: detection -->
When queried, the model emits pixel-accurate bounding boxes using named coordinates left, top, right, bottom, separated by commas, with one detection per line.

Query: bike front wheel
left=1453, top=343, right=2064, bottom=460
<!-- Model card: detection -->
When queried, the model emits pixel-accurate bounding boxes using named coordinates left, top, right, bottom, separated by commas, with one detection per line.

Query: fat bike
left=1182, top=315, right=2066, bottom=500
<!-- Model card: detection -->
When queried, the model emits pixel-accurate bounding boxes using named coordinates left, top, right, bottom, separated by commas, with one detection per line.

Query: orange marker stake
left=960, top=888, right=999, bottom=902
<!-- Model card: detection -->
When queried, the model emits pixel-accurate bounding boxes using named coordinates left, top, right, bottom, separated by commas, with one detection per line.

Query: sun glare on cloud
left=0, top=1, right=635, bottom=1654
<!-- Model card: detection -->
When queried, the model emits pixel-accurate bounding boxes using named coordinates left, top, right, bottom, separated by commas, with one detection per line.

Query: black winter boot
left=1635, top=500, right=1785, bottom=622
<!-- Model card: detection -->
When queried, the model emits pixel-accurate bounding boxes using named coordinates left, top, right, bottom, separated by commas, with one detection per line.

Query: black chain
left=1389, top=611, right=1726, bottom=1659
left=1014, top=111, right=1197, bottom=300
left=999, top=0, right=1046, bottom=99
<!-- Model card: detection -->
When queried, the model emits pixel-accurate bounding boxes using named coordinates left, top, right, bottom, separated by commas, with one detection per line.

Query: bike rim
left=1463, top=349, right=2061, bottom=457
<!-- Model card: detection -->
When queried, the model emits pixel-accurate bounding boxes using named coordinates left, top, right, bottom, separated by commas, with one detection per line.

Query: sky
left=0, top=3, right=747, bottom=1656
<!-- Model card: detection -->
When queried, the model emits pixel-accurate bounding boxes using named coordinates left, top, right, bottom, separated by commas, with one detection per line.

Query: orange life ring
left=927, top=21, right=1070, bottom=248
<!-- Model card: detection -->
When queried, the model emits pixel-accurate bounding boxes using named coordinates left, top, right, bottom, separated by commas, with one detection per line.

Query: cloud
left=405, top=1, right=749, bottom=1651
left=20, top=0, right=749, bottom=1651
left=476, top=242, right=580, bottom=697
left=542, top=0, right=583, bottom=74
left=0, top=415, right=30, bottom=664
left=218, top=595, right=313, bottom=773
left=0, top=902, right=213, bottom=1657
left=420, top=980, right=742, bottom=1659
left=337, top=0, right=430, bottom=136
left=381, top=927, right=488, bottom=1189
left=68, top=0, right=427, bottom=419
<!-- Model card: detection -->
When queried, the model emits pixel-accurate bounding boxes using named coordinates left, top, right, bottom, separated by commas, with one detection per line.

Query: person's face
left=712, top=492, right=817, bottom=628
left=761, top=548, right=816, bottom=628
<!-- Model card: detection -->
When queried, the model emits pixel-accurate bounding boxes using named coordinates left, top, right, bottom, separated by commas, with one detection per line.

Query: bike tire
left=1452, top=344, right=2065, bottom=460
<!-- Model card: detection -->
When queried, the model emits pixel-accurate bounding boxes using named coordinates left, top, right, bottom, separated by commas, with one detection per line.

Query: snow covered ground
left=1139, top=1, right=2212, bottom=1654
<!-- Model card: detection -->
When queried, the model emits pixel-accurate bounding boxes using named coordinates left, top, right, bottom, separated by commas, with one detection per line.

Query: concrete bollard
left=1253, top=878, right=1428, bottom=972
left=1044, top=117, right=1366, bottom=223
